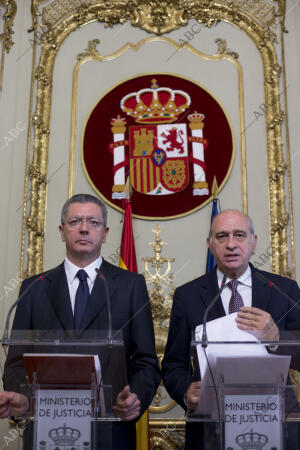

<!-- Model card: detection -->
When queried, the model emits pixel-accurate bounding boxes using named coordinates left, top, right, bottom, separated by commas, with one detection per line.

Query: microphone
left=2, top=273, right=48, bottom=347
left=95, top=268, right=112, bottom=345
left=202, top=273, right=228, bottom=348
left=255, top=271, right=300, bottom=310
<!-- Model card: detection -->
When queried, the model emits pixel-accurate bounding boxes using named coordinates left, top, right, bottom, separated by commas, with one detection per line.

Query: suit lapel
left=251, top=265, right=272, bottom=311
left=199, top=269, right=226, bottom=320
left=46, top=263, right=75, bottom=330
left=80, top=259, right=117, bottom=331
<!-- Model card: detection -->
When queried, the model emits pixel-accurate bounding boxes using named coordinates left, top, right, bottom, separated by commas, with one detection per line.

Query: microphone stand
left=95, top=268, right=112, bottom=345
left=202, top=273, right=227, bottom=348
left=255, top=271, right=300, bottom=310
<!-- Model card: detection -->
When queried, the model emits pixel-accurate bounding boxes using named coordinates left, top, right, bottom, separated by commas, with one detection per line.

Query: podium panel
left=188, top=331, right=300, bottom=450
left=1, top=330, right=127, bottom=450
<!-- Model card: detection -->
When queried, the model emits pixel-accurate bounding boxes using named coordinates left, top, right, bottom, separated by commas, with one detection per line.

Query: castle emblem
left=109, top=79, right=209, bottom=198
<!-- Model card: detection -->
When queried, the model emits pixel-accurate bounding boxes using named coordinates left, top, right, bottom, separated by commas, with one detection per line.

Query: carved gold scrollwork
left=267, top=110, right=284, bottom=130
left=271, top=213, right=289, bottom=235
left=29, top=164, right=48, bottom=185
left=27, top=215, right=45, bottom=237
left=269, top=161, right=287, bottom=183
left=39, top=0, right=280, bottom=35
left=77, top=38, right=100, bottom=60
left=75, top=4, right=90, bottom=25
left=215, top=38, right=239, bottom=59
left=129, top=0, right=188, bottom=34
left=0, top=0, right=17, bottom=89
left=150, top=421, right=185, bottom=449
left=35, top=65, right=50, bottom=87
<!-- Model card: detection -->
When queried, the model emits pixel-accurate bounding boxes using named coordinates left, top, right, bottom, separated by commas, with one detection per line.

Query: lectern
left=2, top=329, right=127, bottom=450
left=189, top=330, right=300, bottom=449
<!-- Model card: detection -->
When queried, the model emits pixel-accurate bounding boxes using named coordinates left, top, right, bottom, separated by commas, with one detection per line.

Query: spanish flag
left=206, top=197, right=219, bottom=273
left=119, top=199, right=137, bottom=272
left=119, top=198, right=150, bottom=450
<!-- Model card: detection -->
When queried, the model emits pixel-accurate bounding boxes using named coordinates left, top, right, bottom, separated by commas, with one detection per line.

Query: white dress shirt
left=64, top=256, right=103, bottom=314
left=217, top=265, right=252, bottom=314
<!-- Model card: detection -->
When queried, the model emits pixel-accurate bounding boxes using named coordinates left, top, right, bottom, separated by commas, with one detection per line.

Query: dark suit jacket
left=161, top=265, right=300, bottom=449
left=3, top=259, right=160, bottom=450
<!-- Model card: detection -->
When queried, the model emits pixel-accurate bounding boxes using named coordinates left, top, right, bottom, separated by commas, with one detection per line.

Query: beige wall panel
left=43, top=19, right=272, bottom=288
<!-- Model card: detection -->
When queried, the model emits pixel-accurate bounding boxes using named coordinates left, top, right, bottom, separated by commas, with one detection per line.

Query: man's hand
left=0, top=392, right=28, bottom=419
left=112, top=385, right=141, bottom=421
left=236, top=306, right=279, bottom=341
left=184, top=381, right=201, bottom=411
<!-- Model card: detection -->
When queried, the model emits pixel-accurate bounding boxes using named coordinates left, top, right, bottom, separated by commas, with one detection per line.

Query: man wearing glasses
left=0, top=193, right=160, bottom=449
left=162, top=209, right=300, bottom=449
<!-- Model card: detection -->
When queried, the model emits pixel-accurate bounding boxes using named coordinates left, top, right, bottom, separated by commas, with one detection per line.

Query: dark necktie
left=228, top=280, right=244, bottom=313
left=74, top=269, right=89, bottom=329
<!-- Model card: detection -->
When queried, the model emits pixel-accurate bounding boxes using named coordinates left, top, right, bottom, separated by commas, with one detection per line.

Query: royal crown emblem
left=49, top=423, right=81, bottom=446
left=235, top=429, right=268, bottom=449
left=120, top=78, right=191, bottom=124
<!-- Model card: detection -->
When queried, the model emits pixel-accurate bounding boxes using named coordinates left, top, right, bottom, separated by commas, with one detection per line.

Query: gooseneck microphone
left=255, top=271, right=300, bottom=310
left=2, top=273, right=48, bottom=348
left=202, top=273, right=228, bottom=348
left=95, top=268, right=112, bottom=345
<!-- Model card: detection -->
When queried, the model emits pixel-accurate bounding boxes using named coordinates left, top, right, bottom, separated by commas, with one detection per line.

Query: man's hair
left=208, top=209, right=255, bottom=242
left=61, top=193, right=108, bottom=226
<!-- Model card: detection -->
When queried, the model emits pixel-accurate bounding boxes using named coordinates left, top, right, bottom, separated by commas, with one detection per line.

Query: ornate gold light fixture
left=143, top=225, right=185, bottom=447
left=143, top=224, right=176, bottom=412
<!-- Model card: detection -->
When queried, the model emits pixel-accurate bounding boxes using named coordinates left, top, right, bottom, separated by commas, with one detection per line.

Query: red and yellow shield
left=129, top=124, right=189, bottom=195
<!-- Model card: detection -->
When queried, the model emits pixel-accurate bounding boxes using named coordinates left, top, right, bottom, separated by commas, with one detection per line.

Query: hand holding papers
left=196, top=313, right=267, bottom=380
left=236, top=306, right=280, bottom=341
left=192, top=314, right=291, bottom=417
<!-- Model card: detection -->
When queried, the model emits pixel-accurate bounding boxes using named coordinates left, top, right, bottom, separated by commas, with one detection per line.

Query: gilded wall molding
left=0, top=0, right=16, bottom=90
left=40, top=0, right=276, bottom=34
left=150, top=419, right=185, bottom=449
left=26, top=1, right=289, bottom=277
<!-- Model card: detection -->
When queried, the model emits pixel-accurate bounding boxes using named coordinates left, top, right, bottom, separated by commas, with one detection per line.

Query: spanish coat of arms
left=82, top=74, right=234, bottom=219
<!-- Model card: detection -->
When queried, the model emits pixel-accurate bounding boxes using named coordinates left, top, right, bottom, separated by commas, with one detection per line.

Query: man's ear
left=102, top=227, right=109, bottom=244
left=251, top=234, right=258, bottom=254
left=59, top=224, right=65, bottom=242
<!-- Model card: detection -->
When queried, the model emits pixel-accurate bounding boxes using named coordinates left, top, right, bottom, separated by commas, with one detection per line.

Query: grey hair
left=61, top=194, right=108, bottom=227
left=208, top=209, right=255, bottom=242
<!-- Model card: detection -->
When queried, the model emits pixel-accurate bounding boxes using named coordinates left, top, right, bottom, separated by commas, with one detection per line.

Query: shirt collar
left=64, top=256, right=103, bottom=283
left=217, top=264, right=252, bottom=287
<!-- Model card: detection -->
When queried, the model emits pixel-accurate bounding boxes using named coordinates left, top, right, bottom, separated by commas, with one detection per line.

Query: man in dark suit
left=162, top=209, right=300, bottom=449
left=0, top=193, right=160, bottom=449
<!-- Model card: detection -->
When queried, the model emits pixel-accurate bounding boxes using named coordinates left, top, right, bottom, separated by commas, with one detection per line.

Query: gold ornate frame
left=18, top=0, right=294, bottom=446
left=22, top=0, right=293, bottom=278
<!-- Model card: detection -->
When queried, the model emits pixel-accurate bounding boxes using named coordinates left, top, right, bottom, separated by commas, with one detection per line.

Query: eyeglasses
left=66, top=218, right=104, bottom=229
left=214, top=231, right=249, bottom=243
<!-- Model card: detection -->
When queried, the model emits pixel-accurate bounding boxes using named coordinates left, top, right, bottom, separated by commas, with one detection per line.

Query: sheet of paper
left=195, top=313, right=267, bottom=379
